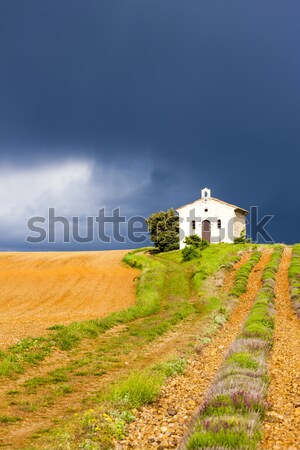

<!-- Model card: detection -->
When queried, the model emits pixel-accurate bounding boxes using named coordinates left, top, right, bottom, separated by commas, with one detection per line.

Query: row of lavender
left=288, top=244, right=300, bottom=318
left=229, top=251, right=262, bottom=297
left=185, top=246, right=284, bottom=450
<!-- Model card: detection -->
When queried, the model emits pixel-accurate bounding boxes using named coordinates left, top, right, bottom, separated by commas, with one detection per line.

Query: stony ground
left=0, top=251, right=254, bottom=450
left=0, top=250, right=139, bottom=346
left=119, top=251, right=272, bottom=450
left=259, top=247, right=300, bottom=450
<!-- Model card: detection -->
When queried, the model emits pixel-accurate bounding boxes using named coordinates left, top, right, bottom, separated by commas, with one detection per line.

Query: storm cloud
left=0, top=1, right=299, bottom=248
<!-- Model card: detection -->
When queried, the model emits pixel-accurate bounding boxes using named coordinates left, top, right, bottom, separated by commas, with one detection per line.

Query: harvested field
left=0, top=250, right=139, bottom=347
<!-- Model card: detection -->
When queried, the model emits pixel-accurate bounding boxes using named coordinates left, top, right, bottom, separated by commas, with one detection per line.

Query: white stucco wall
left=177, top=198, right=246, bottom=248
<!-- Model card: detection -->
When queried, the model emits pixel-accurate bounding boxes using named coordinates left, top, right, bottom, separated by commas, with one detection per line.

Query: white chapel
left=176, top=188, right=248, bottom=248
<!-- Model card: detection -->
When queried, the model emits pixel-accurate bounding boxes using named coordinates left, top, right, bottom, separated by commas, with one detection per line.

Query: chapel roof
left=176, top=196, right=248, bottom=214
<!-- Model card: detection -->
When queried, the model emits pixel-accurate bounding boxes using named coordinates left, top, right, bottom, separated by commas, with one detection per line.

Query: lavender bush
left=288, top=244, right=300, bottom=319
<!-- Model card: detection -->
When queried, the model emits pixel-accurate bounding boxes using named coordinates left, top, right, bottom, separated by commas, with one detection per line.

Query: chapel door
left=202, top=220, right=211, bottom=243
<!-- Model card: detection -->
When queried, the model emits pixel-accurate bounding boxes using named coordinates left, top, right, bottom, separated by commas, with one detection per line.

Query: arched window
left=217, top=219, right=221, bottom=229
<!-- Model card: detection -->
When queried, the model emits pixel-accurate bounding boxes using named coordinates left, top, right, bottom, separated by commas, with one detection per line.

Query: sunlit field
left=0, top=250, right=139, bottom=346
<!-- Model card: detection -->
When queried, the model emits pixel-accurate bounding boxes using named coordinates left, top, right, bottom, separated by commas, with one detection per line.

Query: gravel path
left=120, top=251, right=271, bottom=450
left=260, top=247, right=300, bottom=450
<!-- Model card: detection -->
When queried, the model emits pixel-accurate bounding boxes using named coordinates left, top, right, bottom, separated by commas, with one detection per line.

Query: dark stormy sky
left=0, top=1, right=299, bottom=249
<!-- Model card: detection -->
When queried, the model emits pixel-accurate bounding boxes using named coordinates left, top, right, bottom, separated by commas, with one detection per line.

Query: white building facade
left=177, top=188, right=248, bottom=249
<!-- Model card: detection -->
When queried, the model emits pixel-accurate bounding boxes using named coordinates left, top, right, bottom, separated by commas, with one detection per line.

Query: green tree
left=234, top=229, right=251, bottom=244
left=184, top=235, right=209, bottom=250
left=147, top=208, right=179, bottom=252
left=181, top=245, right=199, bottom=261
left=181, top=235, right=209, bottom=261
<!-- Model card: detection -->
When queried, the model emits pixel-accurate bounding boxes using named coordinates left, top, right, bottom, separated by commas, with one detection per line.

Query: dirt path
left=0, top=252, right=252, bottom=449
left=259, top=248, right=300, bottom=450
left=0, top=250, right=139, bottom=346
left=120, top=251, right=272, bottom=450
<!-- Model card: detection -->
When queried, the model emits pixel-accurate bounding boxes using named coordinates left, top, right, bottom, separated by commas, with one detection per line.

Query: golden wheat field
left=0, top=250, right=139, bottom=347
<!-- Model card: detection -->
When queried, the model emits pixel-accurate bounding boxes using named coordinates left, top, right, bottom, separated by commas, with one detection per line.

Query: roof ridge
left=176, top=196, right=248, bottom=214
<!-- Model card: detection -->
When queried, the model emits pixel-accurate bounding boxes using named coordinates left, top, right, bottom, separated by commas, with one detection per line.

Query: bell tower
left=201, top=187, right=211, bottom=199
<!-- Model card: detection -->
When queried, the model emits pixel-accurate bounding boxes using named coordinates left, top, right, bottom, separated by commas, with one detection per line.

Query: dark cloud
left=0, top=0, right=299, bottom=247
